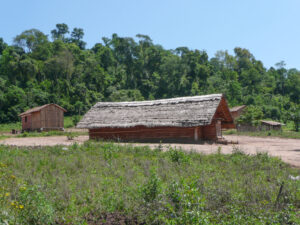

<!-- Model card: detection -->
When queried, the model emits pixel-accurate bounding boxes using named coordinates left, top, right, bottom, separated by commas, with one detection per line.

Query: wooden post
left=216, top=120, right=222, bottom=138
left=194, top=127, right=199, bottom=141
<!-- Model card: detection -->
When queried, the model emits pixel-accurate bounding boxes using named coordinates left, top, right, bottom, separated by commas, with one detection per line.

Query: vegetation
left=0, top=24, right=299, bottom=131
left=0, top=122, right=21, bottom=133
left=224, top=129, right=300, bottom=139
left=0, top=142, right=299, bottom=224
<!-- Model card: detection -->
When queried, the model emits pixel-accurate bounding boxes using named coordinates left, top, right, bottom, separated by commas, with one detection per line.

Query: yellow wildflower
left=10, top=175, right=16, bottom=179
left=5, top=192, right=10, bottom=197
left=11, top=202, right=15, bottom=206
left=19, top=205, right=24, bottom=209
left=20, top=186, right=26, bottom=191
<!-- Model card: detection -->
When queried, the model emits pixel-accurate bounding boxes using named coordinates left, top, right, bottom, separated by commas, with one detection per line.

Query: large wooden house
left=77, top=94, right=235, bottom=142
left=19, top=104, right=67, bottom=132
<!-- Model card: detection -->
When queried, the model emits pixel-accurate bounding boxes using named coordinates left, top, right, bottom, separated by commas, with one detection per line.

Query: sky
left=1, top=0, right=300, bottom=69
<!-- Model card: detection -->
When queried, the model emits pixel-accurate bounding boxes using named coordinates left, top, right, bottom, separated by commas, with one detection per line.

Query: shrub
left=169, top=147, right=189, bottom=163
left=141, top=171, right=161, bottom=203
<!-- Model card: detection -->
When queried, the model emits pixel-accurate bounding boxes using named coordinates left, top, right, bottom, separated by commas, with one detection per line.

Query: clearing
left=0, top=135, right=300, bottom=168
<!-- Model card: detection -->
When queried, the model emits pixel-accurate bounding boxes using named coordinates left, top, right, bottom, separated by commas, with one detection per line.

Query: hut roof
left=77, top=94, right=232, bottom=129
left=19, top=104, right=67, bottom=117
left=261, top=120, right=285, bottom=126
left=230, top=105, right=246, bottom=112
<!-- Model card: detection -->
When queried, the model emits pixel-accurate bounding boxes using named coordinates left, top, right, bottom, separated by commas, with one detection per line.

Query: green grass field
left=0, top=142, right=299, bottom=224
left=224, top=129, right=300, bottom=139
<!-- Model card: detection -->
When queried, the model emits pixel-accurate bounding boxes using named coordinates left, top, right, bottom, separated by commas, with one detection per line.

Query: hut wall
left=21, top=115, right=32, bottom=131
left=31, top=112, right=41, bottom=130
left=261, top=124, right=281, bottom=131
left=202, top=123, right=217, bottom=140
left=231, top=111, right=239, bottom=120
left=89, top=126, right=207, bottom=142
left=40, top=105, right=64, bottom=130
left=213, top=98, right=235, bottom=129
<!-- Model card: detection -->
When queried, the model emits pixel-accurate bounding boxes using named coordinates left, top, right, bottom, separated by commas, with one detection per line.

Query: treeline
left=0, top=24, right=299, bottom=129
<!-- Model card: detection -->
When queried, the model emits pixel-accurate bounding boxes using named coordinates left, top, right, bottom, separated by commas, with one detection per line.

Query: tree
left=289, top=104, right=300, bottom=132
left=0, top=37, right=7, bottom=55
left=237, top=105, right=264, bottom=126
left=14, top=29, right=48, bottom=53
left=70, top=28, right=86, bottom=49
left=51, top=23, right=69, bottom=41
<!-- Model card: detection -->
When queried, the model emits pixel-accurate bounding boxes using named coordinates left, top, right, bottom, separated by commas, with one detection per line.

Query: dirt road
left=0, top=135, right=299, bottom=167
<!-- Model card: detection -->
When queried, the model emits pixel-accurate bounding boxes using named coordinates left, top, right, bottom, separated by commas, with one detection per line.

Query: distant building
left=237, top=120, right=285, bottom=132
left=77, top=94, right=235, bottom=143
left=261, top=120, right=284, bottom=131
left=19, top=104, right=67, bottom=132
left=230, top=105, right=246, bottom=121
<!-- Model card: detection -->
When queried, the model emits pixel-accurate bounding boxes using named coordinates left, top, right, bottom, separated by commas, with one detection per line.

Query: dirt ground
left=0, top=135, right=299, bottom=168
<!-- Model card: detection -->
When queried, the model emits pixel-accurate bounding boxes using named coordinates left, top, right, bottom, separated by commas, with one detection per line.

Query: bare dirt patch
left=0, top=135, right=299, bottom=168
left=0, top=135, right=89, bottom=146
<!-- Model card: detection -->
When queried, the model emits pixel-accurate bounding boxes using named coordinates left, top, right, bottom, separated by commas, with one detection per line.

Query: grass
left=64, top=115, right=82, bottom=129
left=0, top=122, right=22, bottom=133
left=224, top=129, right=300, bottom=139
left=0, top=142, right=299, bottom=224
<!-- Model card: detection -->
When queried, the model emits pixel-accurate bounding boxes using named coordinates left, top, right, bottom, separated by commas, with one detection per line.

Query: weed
left=168, top=147, right=189, bottom=164
left=0, top=143, right=298, bottom=224
left=141, top=171, right=161, bottom=203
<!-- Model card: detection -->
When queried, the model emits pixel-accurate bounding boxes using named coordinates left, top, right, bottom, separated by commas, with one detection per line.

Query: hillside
left=0, top=24, right=299, bottom=130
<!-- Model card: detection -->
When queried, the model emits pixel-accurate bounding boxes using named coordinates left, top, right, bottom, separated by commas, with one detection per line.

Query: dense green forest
left=0, top=24, right=299, bottom=130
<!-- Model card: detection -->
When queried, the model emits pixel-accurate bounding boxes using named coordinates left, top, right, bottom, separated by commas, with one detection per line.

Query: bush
left=169, top=147, right=189, bottom=163
left=141, top=171, right=161, bottom=203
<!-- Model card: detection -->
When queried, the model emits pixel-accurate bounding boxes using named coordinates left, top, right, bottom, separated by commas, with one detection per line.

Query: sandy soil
left=0, top=135, right=89, bottom=147
left=0, top=135, right=299, bottom=168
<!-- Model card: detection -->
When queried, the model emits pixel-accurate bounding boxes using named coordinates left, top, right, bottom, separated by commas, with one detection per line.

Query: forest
left=0, top=23, right=299, bottom=130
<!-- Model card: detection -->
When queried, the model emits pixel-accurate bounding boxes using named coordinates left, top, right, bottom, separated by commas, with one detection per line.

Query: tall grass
left=0, top=142, right=299, bottom=224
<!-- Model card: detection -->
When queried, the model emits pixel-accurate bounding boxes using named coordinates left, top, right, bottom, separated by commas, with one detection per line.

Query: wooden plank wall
left=39, top=105, right=64, bottom=130
left=31, top=112, right=41, bottom=130
left=88, top=125, right=215, bottom=142
left=213, top=98, right=235, bottom=129
left=21, top=115, right=32, bottom=130
left=202, top=123, right=217, bottom=140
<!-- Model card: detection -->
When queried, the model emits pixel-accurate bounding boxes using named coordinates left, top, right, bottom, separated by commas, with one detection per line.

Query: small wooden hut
left=77, top=94, right=235, bottom=143
left=230, top=105, right=246, bottom=121
left=261, top=120, right=284, bottom=131
left=19, top=104, right=67, bottom=132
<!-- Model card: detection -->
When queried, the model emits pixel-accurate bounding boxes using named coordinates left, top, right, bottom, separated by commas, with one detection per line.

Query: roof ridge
left=95, top=94, right=223, bottom=107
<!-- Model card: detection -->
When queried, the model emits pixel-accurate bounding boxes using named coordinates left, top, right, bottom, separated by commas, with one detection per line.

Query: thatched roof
left=230, top=105, right=246, bottom=112
left=261, top=120, right=285, bottom=126
left=19, top=104, right=67, bottom=117
left=77, top=94, right=231, bottom=129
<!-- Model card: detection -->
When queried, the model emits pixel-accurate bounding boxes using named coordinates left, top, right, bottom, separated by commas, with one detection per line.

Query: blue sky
left=1, top=0, right=300, bottom=69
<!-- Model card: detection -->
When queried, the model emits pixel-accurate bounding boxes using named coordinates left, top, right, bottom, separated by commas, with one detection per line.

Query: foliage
left=237, top=105, right=264, bottom=126
left=0, top=24, right=299, bottom=131
left=66, top=132, right=78, bottom=140
left=71, top=115, right=81, bottom=127
left=0, top=142, right=299, bottom=224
